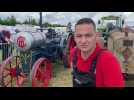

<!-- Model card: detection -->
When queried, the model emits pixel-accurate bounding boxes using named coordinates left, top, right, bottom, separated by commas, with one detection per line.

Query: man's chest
left=76, top=59, right=93, bottom=72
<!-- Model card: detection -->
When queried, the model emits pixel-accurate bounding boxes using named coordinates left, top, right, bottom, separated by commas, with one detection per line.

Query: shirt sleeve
left=101, top=53, right=125, bottom=87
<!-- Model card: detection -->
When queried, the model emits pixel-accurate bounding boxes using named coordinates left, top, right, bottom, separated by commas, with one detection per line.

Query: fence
left=0, top=42, right=21, bottom=63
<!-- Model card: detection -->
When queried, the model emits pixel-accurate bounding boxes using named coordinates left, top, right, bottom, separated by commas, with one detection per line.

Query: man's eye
left=76, top=35, right=82, bottom=38
left=85, top=34, right=93, bottom=37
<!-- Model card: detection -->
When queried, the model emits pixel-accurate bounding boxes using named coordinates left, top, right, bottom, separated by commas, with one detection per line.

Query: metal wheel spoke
left=1, top=56, right=24, bottom=87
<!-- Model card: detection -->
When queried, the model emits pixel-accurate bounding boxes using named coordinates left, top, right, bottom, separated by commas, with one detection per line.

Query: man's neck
left=81, top=45, right=96, bottom=60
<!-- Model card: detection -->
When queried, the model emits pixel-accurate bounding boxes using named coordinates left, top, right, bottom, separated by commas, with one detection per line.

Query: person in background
left=0, top=30, right=11, bottom=60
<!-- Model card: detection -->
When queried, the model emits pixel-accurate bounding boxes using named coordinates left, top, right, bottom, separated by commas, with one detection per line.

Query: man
left=4, top=30, right=11, bottom=43
left=0, top=31, right=5, bottom=43
left=0, top=30, right=11, bottom=60
left=70, top=18, right=124, bottom=87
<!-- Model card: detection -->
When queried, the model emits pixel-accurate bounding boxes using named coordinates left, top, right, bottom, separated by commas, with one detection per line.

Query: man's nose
left=81, top=36, right=87, bottom=43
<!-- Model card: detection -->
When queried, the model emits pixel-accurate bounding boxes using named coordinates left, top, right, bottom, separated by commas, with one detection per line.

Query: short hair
left=75, top=18, right=96, bottom=31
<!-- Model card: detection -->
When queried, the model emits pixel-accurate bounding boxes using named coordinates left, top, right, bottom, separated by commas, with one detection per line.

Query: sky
left=0, top=12, right=133, bottom=26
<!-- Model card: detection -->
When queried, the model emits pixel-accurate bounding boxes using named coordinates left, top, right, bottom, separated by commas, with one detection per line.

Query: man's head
left=74, top=18, right=97, bottom=53
left=2, top=30, right=11, bottom=39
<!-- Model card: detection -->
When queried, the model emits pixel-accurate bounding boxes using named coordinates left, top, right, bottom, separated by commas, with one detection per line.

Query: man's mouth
left=80, top=45, right=88, bottom=48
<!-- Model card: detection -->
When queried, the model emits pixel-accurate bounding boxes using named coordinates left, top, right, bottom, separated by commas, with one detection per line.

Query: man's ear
left=94, top=32, right=98, bottom=42
left=95, top=32, right=97, bottom=37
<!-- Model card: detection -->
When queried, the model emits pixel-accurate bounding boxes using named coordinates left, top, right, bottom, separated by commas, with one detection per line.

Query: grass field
left=48, top=61, right=72, bottom=87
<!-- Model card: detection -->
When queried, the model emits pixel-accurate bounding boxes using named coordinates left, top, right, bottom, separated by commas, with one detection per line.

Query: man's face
left=75, top=24, right=96, bottom=52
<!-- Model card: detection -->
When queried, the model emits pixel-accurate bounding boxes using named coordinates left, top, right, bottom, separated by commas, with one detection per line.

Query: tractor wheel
left=63, top=34, right=76, bottom=68
left=32, top=58, right=52, bottom=87
left=0, top=56, right=26, bottom=87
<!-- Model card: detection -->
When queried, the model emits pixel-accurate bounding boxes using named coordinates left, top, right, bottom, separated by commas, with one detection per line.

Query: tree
left=23, top=19, right=29, bottom=24
left=0, top=18, right=3, bottom=25
left=31, top=18, right=37, bottom=25
left=0, top=16, right=17, bottom=26
left=43, top=22, right=50, bottom=27
left=3, top=18, right=9, bottom=25
left=10, top=15, right=17, bottom=26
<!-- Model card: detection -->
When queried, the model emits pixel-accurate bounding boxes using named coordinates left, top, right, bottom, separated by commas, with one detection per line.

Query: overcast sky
left=0, top=12, right=133, bottom=25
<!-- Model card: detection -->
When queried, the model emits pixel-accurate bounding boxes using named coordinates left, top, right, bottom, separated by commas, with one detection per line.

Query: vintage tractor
left=0, top=28, right=69, bottom=87
left=97, top=15, right=125, bottom=47
left=107, top=26, right=134, bottom=80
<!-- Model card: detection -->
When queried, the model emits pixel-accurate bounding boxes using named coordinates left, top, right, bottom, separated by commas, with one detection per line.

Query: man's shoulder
left=97, top=49, right=121, bottom=71
left=99, top=49, right=118, bottom=61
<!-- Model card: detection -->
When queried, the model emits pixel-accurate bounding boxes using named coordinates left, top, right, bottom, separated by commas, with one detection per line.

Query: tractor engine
left=15, top=31, right=46, bottom=51
left=14, top=30, right=61, bottom=52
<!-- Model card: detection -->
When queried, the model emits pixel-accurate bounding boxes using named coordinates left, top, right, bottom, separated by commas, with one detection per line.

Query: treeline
left=0, top=16, right=66, bottom=27
left=0, top=16, right=18, bottom=26
left=43, top=22, right=66, bottom=27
